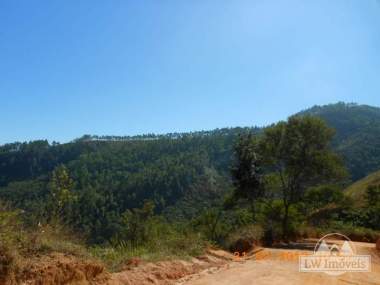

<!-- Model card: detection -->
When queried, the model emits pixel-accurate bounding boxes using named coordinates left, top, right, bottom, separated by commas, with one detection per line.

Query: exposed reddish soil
left=15, top=253, right=108, bottom=285
left=12, top=250, right=232, bottom=285
left=14, top=242, right=380, bottom=285
left=105, top=250, right=231, bottom=285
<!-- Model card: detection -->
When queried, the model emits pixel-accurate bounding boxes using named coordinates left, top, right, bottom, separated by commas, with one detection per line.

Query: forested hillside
left=298, top=102, right=380, bottom=180
left=0, top=128, right=257, bottom=242
left=0, top=102, right=380, bottom=243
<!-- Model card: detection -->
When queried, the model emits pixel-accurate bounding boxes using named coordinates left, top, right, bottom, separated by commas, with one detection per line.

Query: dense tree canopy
left=0, top=103, right=380, bottom=243
left=259, top=116, right=347, bottom=238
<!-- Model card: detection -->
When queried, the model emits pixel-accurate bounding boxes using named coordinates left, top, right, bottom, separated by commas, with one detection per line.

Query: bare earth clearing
left=178, top=242, right=380, bottom=285
left=18, top=242, right=380, bottom=285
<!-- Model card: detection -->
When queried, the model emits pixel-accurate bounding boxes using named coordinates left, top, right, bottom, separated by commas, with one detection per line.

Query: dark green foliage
left=0, top=129, right=247, bottom=243
left=191, top=207, right=225, bottom=242
left=366, top=185, right=380, bottom=207
left=304, top=185, right=345, bottom=211
left=260, top=200, right=304, bottom=243
left=191, top=205, right=256, bottom=245
left=0, top=103, right=380, bottom=246
left=0, top=140, right=100, bottom=187
left=119, top=200, right=155, bottom=244
left=362, top=185, right=380, bottom=230
left=298, top=102, right=380, bottom=180
left=330, top=184, right=380, bottom=233
left=231, top=134, right=264, bottom=214
left=259, top=116, right=347, bottom=238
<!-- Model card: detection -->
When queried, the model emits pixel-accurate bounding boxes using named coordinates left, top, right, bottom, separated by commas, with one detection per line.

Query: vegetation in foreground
left=0, top=104, right=380, bottom=282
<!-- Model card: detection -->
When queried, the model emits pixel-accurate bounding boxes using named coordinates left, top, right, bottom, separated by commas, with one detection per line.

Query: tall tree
left=231, top=134, right=264, bottom=218
left=260, top=116, right=347, bottom=239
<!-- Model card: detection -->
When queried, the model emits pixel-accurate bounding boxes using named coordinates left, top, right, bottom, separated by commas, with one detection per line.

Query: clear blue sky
left=1, top=0, right=379, bottom=144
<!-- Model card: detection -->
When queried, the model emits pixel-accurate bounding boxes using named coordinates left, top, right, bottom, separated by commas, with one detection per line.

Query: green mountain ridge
left=298, top=102, right=380, bottom=180
left=1, top=102, right=380, bottom=242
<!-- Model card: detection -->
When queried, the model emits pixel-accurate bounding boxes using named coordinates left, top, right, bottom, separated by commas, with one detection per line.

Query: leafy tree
left=191, top=207, right=225, bottom=242
left=48, top=165, right=76, bottom=221
left=231, top=134, right=264, bottom=218
left=120, top=200, right=155, bottom=244
left=260, top=116, right=347, bottom=239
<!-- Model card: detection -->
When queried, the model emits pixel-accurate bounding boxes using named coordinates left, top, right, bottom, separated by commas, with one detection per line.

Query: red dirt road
left=178, top=242, right=380, bottom=285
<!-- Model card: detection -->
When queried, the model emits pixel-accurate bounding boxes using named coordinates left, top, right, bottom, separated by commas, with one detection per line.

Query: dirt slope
left=13, top=250, right=230, bottom=285
left=16, top=253, right=108, bottom=285
left=106, top=250, right=231, bottom=285
left=16, top=243, right=380, bottom=285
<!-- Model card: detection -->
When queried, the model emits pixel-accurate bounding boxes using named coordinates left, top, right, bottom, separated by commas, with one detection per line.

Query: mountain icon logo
left=299, top=233, right=371, bottom=276
left=315, top=239, right=354, bottom=257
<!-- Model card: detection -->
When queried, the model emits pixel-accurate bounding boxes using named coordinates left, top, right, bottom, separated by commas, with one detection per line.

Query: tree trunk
left=210, top=209, right=222, bottom=241
left=282, top=203, right=290, bottom=242
left=249, top=197, right=256, bottom=222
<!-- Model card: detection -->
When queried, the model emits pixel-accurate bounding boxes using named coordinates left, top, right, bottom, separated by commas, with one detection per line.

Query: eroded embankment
left=13, top=249, right=234, bottom=285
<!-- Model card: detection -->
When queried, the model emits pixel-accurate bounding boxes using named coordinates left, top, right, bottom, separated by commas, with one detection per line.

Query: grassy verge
left=90, top=232, right=207, bottom=271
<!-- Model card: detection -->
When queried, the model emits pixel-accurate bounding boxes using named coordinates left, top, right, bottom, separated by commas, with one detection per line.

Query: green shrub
left=91, top=230, right=207, bottom=271
left=225, top=225, right=263, bottom=253
left=298, top=222, right=380, bottom=243
left=326, top=222, right=380, bottom=242
left=91, top=209, right=208, bottom=271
